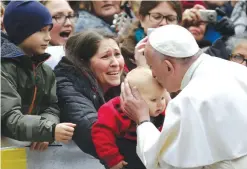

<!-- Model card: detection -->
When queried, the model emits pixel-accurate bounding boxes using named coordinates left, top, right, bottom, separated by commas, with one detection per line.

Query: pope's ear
left=163, top=60, right=174, bottom=74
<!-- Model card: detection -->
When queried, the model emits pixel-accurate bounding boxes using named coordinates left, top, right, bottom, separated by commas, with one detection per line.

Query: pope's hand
left=120, top=79, right=150, bottom=124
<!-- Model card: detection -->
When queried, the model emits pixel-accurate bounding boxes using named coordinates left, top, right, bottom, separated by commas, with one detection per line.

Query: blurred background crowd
left=1, top=0, right=247, bottom=69
left=1, top=1, right=247, bottom=169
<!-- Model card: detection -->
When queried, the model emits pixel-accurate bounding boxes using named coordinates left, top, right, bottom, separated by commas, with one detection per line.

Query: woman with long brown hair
left=54, top=30, right=125, bottom=161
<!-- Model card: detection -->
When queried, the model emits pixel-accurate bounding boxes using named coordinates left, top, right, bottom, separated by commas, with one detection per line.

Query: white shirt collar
left=180, top=53, right=207, bottom=90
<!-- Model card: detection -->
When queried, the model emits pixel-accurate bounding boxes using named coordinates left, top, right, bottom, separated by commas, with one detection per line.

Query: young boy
left=92, top=67, right=170, bottom=169
left=1, top=1, right=75, bottom=151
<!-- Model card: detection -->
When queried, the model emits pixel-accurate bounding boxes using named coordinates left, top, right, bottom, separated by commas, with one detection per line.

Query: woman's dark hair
left=65, top=29, right=117, bottom=74
left=139, top=1, right=183, bottom=22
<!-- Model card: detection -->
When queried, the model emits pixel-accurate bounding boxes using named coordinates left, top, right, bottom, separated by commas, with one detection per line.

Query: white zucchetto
left=149, top=25, right=200, bottom=58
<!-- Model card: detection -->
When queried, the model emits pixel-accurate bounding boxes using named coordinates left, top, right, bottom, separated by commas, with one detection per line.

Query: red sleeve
left=92, top=100, right=126, bottom=168
left=124, top=64, right=129, bottom=72
left=161, top=110, right=165, bottom=116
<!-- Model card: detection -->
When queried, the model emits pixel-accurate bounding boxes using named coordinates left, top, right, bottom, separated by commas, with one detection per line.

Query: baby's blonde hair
left=126, top=67, right=163, bottom=94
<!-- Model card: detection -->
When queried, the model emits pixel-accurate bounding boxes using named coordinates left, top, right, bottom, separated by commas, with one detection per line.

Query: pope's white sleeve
left=137, top=122, right=161, bottom=169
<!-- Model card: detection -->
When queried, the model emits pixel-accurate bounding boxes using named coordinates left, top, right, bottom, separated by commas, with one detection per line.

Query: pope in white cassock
left=120, top=25, right=247, bottom=169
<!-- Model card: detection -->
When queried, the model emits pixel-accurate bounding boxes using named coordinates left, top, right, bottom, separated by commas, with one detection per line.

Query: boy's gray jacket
left=1, top=31, right=60, bottom=142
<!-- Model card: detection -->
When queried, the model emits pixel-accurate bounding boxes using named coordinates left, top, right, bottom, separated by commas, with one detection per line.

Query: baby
left=92, top=67, right=170, bottom=169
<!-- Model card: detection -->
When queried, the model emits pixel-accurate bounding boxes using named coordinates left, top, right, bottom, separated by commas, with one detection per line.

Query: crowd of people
left=1, top=1, right=247, bottom=169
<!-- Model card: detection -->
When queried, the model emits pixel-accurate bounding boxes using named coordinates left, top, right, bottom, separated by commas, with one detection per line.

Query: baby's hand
left=110, top=160, right=128, bottom=169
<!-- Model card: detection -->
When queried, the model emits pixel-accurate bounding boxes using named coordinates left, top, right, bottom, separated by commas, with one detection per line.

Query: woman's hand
left=55, top=123, right=76, bottom=143
left=182, top=4, right=206, bottom=27
left=110, top=160, right=128, bottom=169
left=30, top=142, right=49, bottom=151
left=134, top=37, right=148, bottom=67
left=120, top=79, right=150, bottom=124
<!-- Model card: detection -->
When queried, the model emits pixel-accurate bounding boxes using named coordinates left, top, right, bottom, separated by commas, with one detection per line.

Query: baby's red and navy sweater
left=92, top=97, right=165, bottom=168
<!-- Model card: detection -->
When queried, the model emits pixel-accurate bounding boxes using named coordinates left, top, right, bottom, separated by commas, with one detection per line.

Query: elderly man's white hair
left=226, top=32, right=247, bottom=54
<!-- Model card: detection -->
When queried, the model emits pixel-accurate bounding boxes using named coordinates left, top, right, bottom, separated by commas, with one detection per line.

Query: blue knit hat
left=3, top=1, right=53, bottom=44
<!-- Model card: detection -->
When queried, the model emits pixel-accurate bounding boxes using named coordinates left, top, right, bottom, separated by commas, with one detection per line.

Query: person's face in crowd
left=45, top=0, right=75, bottom=46
left=230, top=42, right=247, bottom=66
left=19, top=25, right=51, bottom=56
left=90, top=38, right=125, bottom=92
left=145, top=43, right=179, bottom=93
left=92, top=1, right=121, bottom=20
left=188, top=22, right=207, bottom=41
left=141, top=86, right=167, bottom=117
left=140, top=2, right=178, bottom=34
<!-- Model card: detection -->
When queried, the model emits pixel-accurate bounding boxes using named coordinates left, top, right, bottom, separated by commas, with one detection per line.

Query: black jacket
left=54, top=57, right=106, bottom=158
left=205, top=36, right=231, bottom=60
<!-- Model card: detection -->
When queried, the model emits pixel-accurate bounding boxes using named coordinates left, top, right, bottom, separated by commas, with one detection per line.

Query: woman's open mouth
left=59, top=31, right=71, bottom=40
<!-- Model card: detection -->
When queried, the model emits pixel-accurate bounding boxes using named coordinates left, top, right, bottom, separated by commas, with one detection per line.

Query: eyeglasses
left=148, top=13, right=178, bottom=24
left=230, top=54, right=247, bottom=66
left=52, top=13, right=79, bottom=25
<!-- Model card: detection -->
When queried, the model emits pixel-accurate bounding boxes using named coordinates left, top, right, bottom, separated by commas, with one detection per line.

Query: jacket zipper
left=27, top=55, right=51, bottom=114
left=28, top=64, right=38, bottom=114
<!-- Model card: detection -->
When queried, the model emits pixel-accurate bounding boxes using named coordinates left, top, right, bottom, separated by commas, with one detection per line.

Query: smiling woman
left=53, top=30, right=125, bottom=160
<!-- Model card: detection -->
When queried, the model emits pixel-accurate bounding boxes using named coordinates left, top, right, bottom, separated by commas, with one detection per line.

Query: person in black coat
left=54, top=30, right=125, bottom=159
